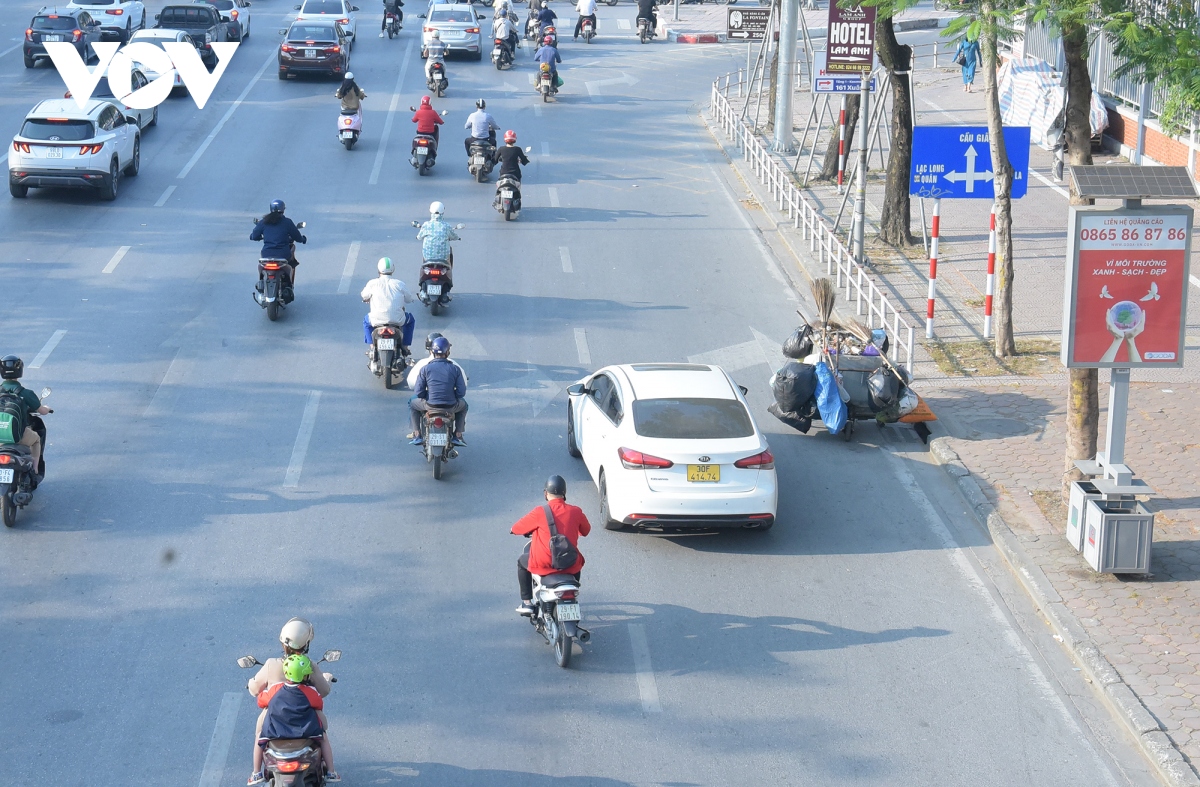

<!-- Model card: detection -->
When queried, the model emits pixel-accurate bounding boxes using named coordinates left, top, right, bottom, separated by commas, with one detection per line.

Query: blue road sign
left=910, top=125, right=1031, bottom=199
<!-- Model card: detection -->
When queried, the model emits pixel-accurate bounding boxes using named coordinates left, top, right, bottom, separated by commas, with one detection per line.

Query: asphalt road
left=0, top=3, right=1167, bottom=785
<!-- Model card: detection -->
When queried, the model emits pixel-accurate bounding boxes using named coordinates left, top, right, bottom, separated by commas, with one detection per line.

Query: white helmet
left=378, top=257, right=394, bottom=275
left=279, top=617, right=314, bottom=652
left=345, top=71, right=354, bottom=80
left=431, top=29, right=441, bottom=38
left=429, top=201, right=445, bottom=217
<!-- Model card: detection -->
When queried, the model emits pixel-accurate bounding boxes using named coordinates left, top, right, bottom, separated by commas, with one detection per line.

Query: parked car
left=64, top=0, right=146, bottom=42
left=64, top=65, right=158, bottom=130
left=9, top=99, right=140, bottom=201
left=153, top=3, right=231, bottom=65
left=565, top=363, right=778, bottom=531
left=294, top=0, right=357, bottom=44
left=277, top=20, right=349, bottom=79
left=128, top=28, right=196, bottom=95
left=195, top=0, right=250, bottom=40
left=23, top=7, right=104, bottom=69
left=420, top=3, right=482, bottom=61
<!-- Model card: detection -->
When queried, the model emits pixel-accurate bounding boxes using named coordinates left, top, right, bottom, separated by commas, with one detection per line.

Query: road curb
left=927, top=436, right=1200, bottom=787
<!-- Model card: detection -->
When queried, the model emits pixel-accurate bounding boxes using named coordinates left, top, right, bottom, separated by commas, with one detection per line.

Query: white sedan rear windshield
left=21, top=119, right=94, bottom=141
left=74, top=0, right=117, bottom=5
left=430, top=9, right=474, bottom=22
left=303, top=0, right=345, bottom=12
left=632, top=398, right=754, bottom=439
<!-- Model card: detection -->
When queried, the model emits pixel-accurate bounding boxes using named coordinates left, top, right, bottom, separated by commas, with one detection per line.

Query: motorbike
left=409, top=107, right=449, bottom=176
left=523, top=563, right=590, bottom=668
left=253, top=219, right=306, bottom=322
left=417, top=406, right=459, bottom=479
left=0, top=387, right=50, bottom=528
left=467, top=138, right=496, bottom=182
left=637, top=16, right=655, bottom=43
left=236, top=649, right=342, bottom=787
left=410, top=219, right=464, bottom=315
left=579, top=15, right=594, bottom=42
left=426, top=60, right=448, bottom=96
left=494, top=159, right=528, bottom=221
left=525, top=9, right=541, bottom=39
left=543, top=24, right=558, bottom=46
left=492, top=36, right=513, bottom=69
left=369, top=323, right=412, bottom=389
left=538, top=62, right=556, bottom=101
left=385, top=7, right=402, bottom=37
left=337, top=107, right=362, bottom=150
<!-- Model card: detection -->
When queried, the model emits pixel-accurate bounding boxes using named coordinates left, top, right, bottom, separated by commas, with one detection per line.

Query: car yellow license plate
left=687, top=464, right=720, bottom=482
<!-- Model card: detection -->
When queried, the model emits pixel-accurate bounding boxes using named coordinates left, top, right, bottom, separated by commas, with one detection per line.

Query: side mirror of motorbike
left=322, top=649, right=342, bottom=663
left=455, top=223, right=465, bottom=229
left=440, top=110, right=449, bottom=116
left=39, top=387, right=51, bottom=400
left=297, top=221, right=307, bottom=229
left=566, top=383, right=585, bottom=396
left=236, top=655, right=259, bottom=669
left=411, top=220, right=421, bottom=228
left=408, top=106, right=417, bottom=111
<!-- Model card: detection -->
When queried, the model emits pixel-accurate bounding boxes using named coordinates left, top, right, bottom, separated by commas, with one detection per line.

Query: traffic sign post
left=727, top=8, right=770, bottom=41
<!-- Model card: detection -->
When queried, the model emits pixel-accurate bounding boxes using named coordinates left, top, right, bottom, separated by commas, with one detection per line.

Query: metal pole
left=851, top=69, right=870, bottom=265
left=983, top=204, right=996, bottom=337
left=674, top=0, right=679, bottom=23
left=926, top=198, right=940, bottom=338
left=798, top=94, right=830, bottom=184
left=773, top=0, right=799, bottom=152
left=837, top=94, right=847, bottom=192
left=1104, top=368, right=1131, bottom=466
left=1133, top=81, right=1151, bottom=165
left=918, top=196, right=928, bottom=255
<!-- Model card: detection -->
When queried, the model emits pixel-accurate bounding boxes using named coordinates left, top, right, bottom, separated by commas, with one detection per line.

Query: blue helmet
left=431, top=337, right=451, bottom=357
left=270, top=199, right=286, bottom=214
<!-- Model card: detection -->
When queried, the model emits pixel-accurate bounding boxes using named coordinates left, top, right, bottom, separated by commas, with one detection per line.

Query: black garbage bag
left=867, top=366, right=900, bottom=409
left=768, top=401, right=812, bottom=433
left=771, top=362, right=818, bottom=413
left=782, top=324, right=815, bottom=359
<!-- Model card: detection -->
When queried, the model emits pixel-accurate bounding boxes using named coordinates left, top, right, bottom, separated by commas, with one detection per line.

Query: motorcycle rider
left=411, top=95, right=444, bottom=159
left=255, top=655, right=338, bottom=784
left=406, top=332, right=469, bottom=389
left=574, top=0, right=596, bottom=38
left=533, top=35, right=562, bottom=90
left=250, top=199, right=306, bottom=295
left=361, top=257, right=417, bottom=371
left=417, top=200, right=459, bottom=265
left=492, top=129, right=529, bottom=181
left=0, top=356, right=50, bottom=487
left=511, top=475, right=590, bottom=616
left=379, top=0, right=403, bottom=35
left=492, top=7, right=518, bottom=61
left=423, top=29, right=448, bottom=83
left=334, top=72, right=365, bottom=115
left=408, top=336, right=468, bottom=446
left=536, top=0, right=558, bottom=36
left=636, top=0, right=657, bottom=34
left=464, top=98, right=500, bottom=157
left=246, top=618, right=336, bottom=785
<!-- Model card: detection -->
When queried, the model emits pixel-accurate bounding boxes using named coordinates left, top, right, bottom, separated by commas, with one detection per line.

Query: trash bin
left=1081, top=499, right=1155, bottom=574
left=1066, top=482, right=1134, bottom=552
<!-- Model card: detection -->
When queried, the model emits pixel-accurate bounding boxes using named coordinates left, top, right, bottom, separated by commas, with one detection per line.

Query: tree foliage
left=1105, top=0, right=1200, bottom=136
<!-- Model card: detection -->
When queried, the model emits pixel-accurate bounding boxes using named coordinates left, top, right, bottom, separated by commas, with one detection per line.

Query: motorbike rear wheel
left=343, top=136, right=355, bottom=150
left=476, top=166, right=486, bottom=183
left=419, top=160, right=430, bottom=176
left=2, top=491, right=16, bottom=528
left=430, top=298, right=443, bottom=316
left=266, top=301, right=280, bottom=321
left=381, top=349, right=396, bottom=389
left=432, top=453, right=443, bottom=479
left=504, top=204, right=512, bottom=221
left=552, top=616, right=572, bottom=668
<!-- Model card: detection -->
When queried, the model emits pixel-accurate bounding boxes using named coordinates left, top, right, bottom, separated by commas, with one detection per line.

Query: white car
left=421, top=3, right=483, bottom=59
left=294, top=0, right=357, bottom=43
left=9, top=98, right=140, bottom=201
left=65, top=65, right=158, bottom=130
left=65, top=0, right=146, bottom=42
left=566, top=363, right=779, bottom=531
left=129, top=28, right=196, bottom=93
left=195, top=0, right=250, bottom=40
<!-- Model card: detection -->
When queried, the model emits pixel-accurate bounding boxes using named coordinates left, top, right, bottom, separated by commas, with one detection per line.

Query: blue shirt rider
left=409, top=337, right=468, bottom=445
left=250, top=199, right=306, bottom=287
left=533, top=39, right=561, bottom=82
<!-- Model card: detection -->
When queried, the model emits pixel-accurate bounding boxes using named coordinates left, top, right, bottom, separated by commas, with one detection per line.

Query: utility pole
left=772, top=0, right=799, bottom=152
left=851, top=69, right=870, bottom=265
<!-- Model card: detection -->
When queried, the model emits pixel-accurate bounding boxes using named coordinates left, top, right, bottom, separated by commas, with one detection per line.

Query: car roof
left=429, top=3, right=474, bottom=10
left=612, top=364, right=737, bottom=401
left=28, top=99, right=110, bottom=119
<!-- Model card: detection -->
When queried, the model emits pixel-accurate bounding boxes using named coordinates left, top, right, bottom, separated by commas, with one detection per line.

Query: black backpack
left=0, top=385, right=29, bottom=446
left=543, top=504, right=579, bottom=571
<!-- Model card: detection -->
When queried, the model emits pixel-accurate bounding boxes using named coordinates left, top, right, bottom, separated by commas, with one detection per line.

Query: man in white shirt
left=407, top=332, right=470, bottom=389
left=361, top=257, right=416, bottom=363
left=492, top=9, right=518, bottom=56
left=574, top=0, right=596, bottom=39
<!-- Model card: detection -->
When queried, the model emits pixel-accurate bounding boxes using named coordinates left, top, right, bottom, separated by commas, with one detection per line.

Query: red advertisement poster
left=1066, top=210, right=1191, bottom=368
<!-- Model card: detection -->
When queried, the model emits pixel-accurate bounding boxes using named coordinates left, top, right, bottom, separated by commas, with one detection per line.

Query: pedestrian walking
left=955, top=35, right=981, bottom=93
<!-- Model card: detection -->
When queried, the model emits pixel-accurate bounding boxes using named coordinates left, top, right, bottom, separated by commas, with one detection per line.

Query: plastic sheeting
left=998, top=55, right=1109, bottom=150
left=813, top=361, right=848, bottom=435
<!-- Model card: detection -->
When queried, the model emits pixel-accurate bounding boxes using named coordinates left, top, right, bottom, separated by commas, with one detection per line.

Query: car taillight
left=465, top=27, right=479, bottom=33
left=734, top=450, right=774, bottom=469
left=12, top=142, right=30, bottom=153
left=281, top=44, right=294, bottom=51
left=231, top=9, right=239, bottom=19
left=433, top=417, right=445, bottom=428
left=262, top=262, right=282, bottom=270
left=73, top=29, right=83, bottom=42
left=80, top=143, right=104, bottom=154
left=423, top=26, right=433, bottom=32
left=337, top=17, right=349, bottom=24
left=618, top=447, right=673, bottom=469
left=326, top=45, right=341, bottom=53
left=106, top=8, right=124, bottom=14
left=25, top=28, right=33, bottom=41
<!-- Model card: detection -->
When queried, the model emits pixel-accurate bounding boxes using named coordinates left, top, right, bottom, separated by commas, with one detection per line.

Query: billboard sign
left=825, top=3, right=876, bottom=73
left=1061, top=205, right=1193, bottom=369
left=727, top=8, right=770, bottom=41
left=812, top=51, right=876, bottom=93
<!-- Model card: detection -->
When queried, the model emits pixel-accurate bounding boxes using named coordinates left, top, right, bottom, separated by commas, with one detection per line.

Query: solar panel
left=1069, top=165, right=1198, bottom=199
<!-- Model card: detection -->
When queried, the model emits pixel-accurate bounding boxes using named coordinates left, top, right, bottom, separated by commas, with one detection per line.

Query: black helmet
left=476, top=98, right=486, bottom=110
left=544, top=475, right=566, bottom=497
left=424, top=331, right=444, bottom=352
left=0, top=356, right=22, bottom=380
left=431, top=337, right=451, bottom=358
left=269, top=199, right=286, bottom=214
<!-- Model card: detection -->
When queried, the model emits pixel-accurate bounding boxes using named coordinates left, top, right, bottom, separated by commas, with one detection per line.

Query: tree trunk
left=875, top=15, right=915, bottom=246
left=819, top=95, right=860, bottom=181
left=1061, top=21, right=1099, bottom=502
left=980, top=10, right=1016, bottom=358
left=766, top=35, right=779, bottom=132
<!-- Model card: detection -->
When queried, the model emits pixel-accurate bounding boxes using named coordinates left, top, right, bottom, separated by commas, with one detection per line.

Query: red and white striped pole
left=837, top=96, right=847, bottom=192
left=983, top=204, right=997, bottom=338
left=926, top=198, right=941, bottom=339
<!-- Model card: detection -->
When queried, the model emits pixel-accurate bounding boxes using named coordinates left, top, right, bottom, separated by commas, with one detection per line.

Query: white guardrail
left=710, top=71, right=917, bottom=374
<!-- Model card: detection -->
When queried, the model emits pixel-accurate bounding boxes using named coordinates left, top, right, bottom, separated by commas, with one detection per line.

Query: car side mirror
left=418, top=13, right=427, bottom=18
left=39, top=387, right=51, bottom=400
left=278, top=29, right=288, bottom=34
left=455, top=223, right=465, bottom=229
left=322, top=649, right=342, bottom=663
left=566, top=383, right=585, bottom=396
left=297, top=221, right=307, bottom=228
left=236, top=655, right=259, bottom=669
left=294, top=4, right=302, bottom=9
left=154, top=12, right=160, bottom=19
left=126, top=115, right=138, bottom=125
left=351, top=5, right=360, bottom=10
left=738, top=385, right=749, bottom=396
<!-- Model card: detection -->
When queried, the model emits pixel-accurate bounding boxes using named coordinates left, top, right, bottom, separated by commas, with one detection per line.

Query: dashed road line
left=28, top=330, right=67, bottom=369
left=338, top=240, right=361, bottom=294
left=541, top=141, right=550, bottom=157
left=371, top=38, right=416, bottom=186
left=143, top=347, right=190, bottom=418
left=283, top=390, right=322, bottom=488
left=574, top=327, right=591, bottom=365
left=102, top=245, right=130, bottom=274
left=154, top=185, right=176, bottom=207
left=548, top=186, right=560, bottom=207
left=627, top=624, right=662, bottom=713
left=616, top=18, right=631, bottom=29
left=198, top=693, right=243, bottom=787
left=1030, top=168, right=1069, bottom=198
left=177, top=49, right=275, bottom=179
left=0, top=42, right=23, bottom=58
left=559, top=246, right=573, bottom=273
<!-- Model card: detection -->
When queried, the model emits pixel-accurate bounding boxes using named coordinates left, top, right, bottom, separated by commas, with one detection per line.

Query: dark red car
left=278, top=19, right=349, bottom=79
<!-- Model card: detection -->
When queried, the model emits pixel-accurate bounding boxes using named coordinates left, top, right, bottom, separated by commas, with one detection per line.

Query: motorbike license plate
left=501, top=190, right=514, bottom=198
left=377, top=338, right=396, bottom=350
left=427, top=431, right=449, bottom=447
left=687, top=464, right=720, bottom=483
left=556, top=603, right=581, bottom=621
left=0, top=468, right=13, bottom=484
left=426, top=283, right=442, bottom=296
left=341, top=130, right=354, bottom=138
left=46, top=147, right=62, bottom=158
left=305, top=48, right=316, bottom=58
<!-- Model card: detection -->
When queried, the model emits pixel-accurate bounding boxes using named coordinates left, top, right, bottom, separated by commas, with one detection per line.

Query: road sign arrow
left=942, top=144, right=994, bottom=193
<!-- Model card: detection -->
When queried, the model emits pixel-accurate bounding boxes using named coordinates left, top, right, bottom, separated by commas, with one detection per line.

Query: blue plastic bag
left=814, top=361, right=848, bottom=435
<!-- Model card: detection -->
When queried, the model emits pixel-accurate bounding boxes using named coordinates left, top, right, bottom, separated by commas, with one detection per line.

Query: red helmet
left=543, top=35, right=552, bottom=43
left=420, top=95, right=432, bottom=107
left=504, top=130, right=517, bottom=144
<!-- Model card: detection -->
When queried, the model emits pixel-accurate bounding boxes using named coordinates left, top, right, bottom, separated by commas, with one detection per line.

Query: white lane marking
left=627, top=624, right=662, bottom=713
left=533, top=102, right=544, bottom=117
left=541, top=141, right=550, bottom=157
left=921, top=98, right=958, bottom=123
left=371, top=38, right=416, bottom=186
left=283, top=390, right=322, bottom=488
left=102, top=245, right=130, bottom=274
left=548, top=186, right=560, bottom=207
left=617, top=17, right=631, bottom=29
left=559, top=246, right=573, bottom=273
left=0, top=43, right=22, bottom=58
left=28, top=330, right=66, bottom=369
left=1030, top=168, right=1069, bottom=198
left=574, top=327, right=591, bottom=365
left=154, top=184, right=176, bottom=207
left=1191, top=274, right=1200, bottom=290
left=882, top=448, right=1122, bottom=784
left=198, top=692, right=243, bottom=787
left=143, top=347, right=190, bottom=418
left=338, top=240, right=361, bottom=295
left=177, top=49, right=275, bottom=179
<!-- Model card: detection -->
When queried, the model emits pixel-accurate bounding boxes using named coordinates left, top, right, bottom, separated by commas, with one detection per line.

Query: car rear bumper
left=621, top=513, right=777, bottom=530
left=10, top=167, right=110, bottom=190
left=608, top=476, right=779, bottom=528
left=98, top=26, right=130, bottom=42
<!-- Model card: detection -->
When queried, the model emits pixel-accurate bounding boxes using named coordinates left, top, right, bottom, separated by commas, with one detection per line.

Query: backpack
left=0, top=385, right=29, bottom=445
left=543, top=503, right=579, bottom=571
